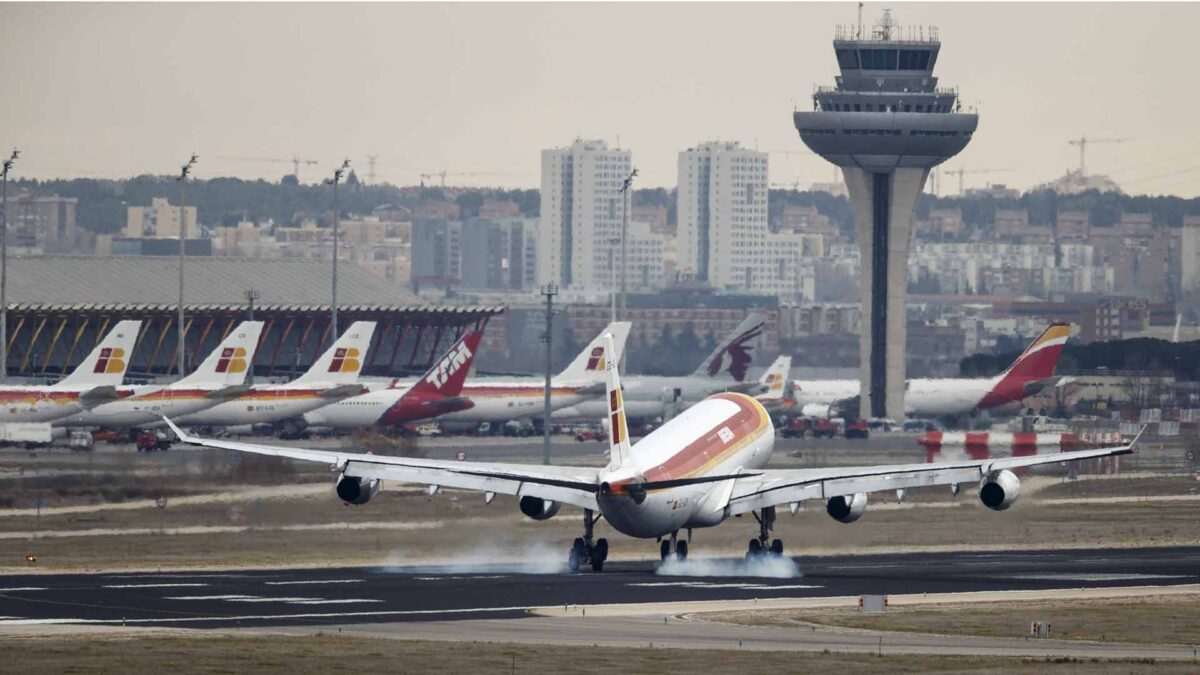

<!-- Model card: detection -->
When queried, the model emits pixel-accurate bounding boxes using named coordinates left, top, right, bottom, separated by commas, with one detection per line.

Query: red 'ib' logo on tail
left=93, top=348, right=128, bottom=374
left=328, top=347, right=362, bottom=373
left=215, top=347, right=249, bottom=374
left=585, top=346, right=605, bottom=371
left=707, top=324, right=764, bottom=381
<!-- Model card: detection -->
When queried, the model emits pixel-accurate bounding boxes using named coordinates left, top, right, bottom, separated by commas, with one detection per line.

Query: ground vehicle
left=902, top=418, right=940, bottom=433
left=574, top=426, right=606, bottom=442
left=844, top=418, right=870, bottom=439
left=867, top=418, right=897, bottom=432
left=135, top=430, right=172, bottom=452
left=503, top=420, right=537, bottom=437
left=0, top=423, right=53, bottom=447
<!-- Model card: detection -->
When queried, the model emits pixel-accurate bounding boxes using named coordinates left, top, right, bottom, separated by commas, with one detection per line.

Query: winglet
left=161, top=416, right=192, bottom=443
left=1129, top=424, right=1147, bottom=449
left=602, top=333, right=631, bottom=469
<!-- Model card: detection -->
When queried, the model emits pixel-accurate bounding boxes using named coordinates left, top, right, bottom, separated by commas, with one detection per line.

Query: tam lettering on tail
left=694, top=312, right=767, bottom=381
left=978, top=323, right=1071, bottom=410
left=55, top=320, right=143, bottom=389
left=411, top=331, right=483, bottom=397
left=293, top=321, right=377, bottom=385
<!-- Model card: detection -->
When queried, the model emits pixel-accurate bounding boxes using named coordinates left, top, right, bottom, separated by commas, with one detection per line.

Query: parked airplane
left=793, top=323, right=1071, bottom=419
left=55, top=321, right=264, bottom=430
left=753, top=355, right=792, bottom=414
left=551, top=313, right=768, bottom=422
left=303, top=322, right=630, bottom=430
left=164, top=330, right=1133, bottom=572
left=0, top=320, right=141, bottom=423
left=302, top=330, right=482, bottom=430
left=170, top=321, right=376, bottom=431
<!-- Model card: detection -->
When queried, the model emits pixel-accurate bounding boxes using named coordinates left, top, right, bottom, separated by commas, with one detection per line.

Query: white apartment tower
left=538, top=139, right=632, bottom=291
left=678, top=141, right=810, bottom=297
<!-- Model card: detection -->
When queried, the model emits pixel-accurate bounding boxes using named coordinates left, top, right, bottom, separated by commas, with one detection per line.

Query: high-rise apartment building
left=125, top=197, right=198, bottom=238
left=538, top=139, right=632, bottom=291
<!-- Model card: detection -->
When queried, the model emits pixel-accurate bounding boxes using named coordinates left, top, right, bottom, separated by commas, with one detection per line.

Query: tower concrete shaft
left=794, top=11, right=977, bottom=420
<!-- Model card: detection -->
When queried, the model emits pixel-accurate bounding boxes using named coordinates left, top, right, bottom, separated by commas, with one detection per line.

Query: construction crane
left=215, top=155, right=320, bottom=182
left=943, top=167, right=1011, bottom=195
left=418, top=170, right=531, bottom=187
left=1067, top=136, right=1127, bottom=176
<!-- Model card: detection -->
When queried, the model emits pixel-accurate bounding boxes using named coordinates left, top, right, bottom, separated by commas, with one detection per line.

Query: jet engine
left=336, top=475, right=381, bottom=505
left=826, top=493, right=868, bottom=523
left=519, top=496, right=561, bottom=520
left=979, top=469, right=1020, bottom=511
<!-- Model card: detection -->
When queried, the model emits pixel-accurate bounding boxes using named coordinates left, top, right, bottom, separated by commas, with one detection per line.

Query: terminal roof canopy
left=7, top=255, right=422, bottom=307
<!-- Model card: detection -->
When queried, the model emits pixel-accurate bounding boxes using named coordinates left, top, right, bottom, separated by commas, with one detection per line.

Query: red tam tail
left=410, top=331, right=482, bottom=397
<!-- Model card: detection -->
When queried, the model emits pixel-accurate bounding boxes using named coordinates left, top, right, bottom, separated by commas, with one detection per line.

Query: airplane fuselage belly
left=437, top=389, right=586, bottom=423
left=0, top=389, right=86, bottom=423
left=55, top=388, right=222, bottom=428
left=597, top=393, right=774, bottom=539
left=175, top=389, right=334, bottom=427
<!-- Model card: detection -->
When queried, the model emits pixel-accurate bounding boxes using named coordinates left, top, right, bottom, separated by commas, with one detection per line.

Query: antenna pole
left=540, top=283, right=558, bottom=466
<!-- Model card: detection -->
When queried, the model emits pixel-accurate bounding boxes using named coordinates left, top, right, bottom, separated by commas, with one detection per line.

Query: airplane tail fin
left=55, top=320, right=142, bottom=389
left=602, top=333, right=631, bottom=468
left=409, top=331, right=483, bottom=398
left=995, top=323, right=1071, bottom=385
left=291, top=321, right=377, bottom=385
left=691, top=312, right=767, bottom=381
left=177, top=321, right=265, bottom=387
left=756, top=355, right=792, bottom=401
left=557, top=322, right=631, bottom=382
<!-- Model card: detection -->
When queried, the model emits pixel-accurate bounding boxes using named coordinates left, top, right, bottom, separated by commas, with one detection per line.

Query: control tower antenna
left=857, top=2, right=864, bottom=39
left=793, top=9, right=978, bottom=420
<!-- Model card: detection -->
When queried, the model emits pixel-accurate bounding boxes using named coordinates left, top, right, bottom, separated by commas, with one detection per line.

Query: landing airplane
left=165, top=330, right=1133, bottom=572
left=56, top=321, right=264, bottom=430
left=794, top=323, right=1071, bottom=418
left=170, top=321, right=376, bottom=432
left=0, top=320, right=141, bottom=423
left=551, top=313, right=768, bottom=423
left=304, top=322, right=630, bottom=430
left=302, top=330, right=483, bottom=430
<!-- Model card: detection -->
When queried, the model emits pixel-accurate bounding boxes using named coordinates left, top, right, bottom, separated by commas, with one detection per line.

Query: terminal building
left=794, top=10, right=977, bottom=419
left=2, top=256, right=500, bottom=381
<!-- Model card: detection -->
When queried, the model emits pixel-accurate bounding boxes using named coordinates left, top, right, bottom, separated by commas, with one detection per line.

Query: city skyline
left=3, top=3, right=1200, bottom=197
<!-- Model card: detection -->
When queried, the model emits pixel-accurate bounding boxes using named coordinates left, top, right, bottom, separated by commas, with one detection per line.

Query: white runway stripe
left=0, top=605, right=530, bottom=625
left=165, top=595, right=257, bottom=601
left=0, top=587, right=47, bottom=592
left=264, top=579, right=364, bottom=586
left=284, top=599, right=383, bottom=605
left=103, top=583, right=208, bottom=589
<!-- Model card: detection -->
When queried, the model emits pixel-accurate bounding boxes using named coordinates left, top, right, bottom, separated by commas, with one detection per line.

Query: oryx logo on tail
left=705, top=323, right=764, bottom=381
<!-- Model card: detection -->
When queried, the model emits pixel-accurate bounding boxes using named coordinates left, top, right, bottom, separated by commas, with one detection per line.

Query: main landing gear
left=568, top=508, right=608, bottom=572
left=658, top=529, right=689, bottom=562
left=747, top=506, right=784, bottom=559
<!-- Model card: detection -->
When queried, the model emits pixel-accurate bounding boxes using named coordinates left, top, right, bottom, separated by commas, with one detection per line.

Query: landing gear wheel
left=568, top=545, right=582, bottom=572
left=770, top=539, right=784, bottom=556
left=746, top=538, right=762, bottom=559
left=660, top=540, right=671, bottom=561
left=675, top=540, right=688, bottom=561
left=591, top=538, right=608, bottom=572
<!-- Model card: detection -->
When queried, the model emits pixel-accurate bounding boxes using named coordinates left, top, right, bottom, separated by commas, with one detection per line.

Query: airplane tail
left=291, top=321, right=377, bottom=385
left=994, top=323, right=1071, bottom=384
left=55, top=320, right=142, bottom=389
left=602, top=333, right=631, bottom=468
left=556, top=322, right=632, bottom=382
left=177, top=321, right=265, bottom=387
left=408, top=331, right=483, bottom=398
left=756, top=355, right=792, bottom=401
left=691, top=312, right=767, bottom=381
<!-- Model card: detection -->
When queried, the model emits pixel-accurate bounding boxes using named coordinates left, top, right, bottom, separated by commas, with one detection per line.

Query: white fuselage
left=553, top=375, right=743, bottom=423
left=0, top=385, right=105, bottom=423
left=595, top=393, right=774, bottom=539
left=793, top=377, right=997, bottom=417
left=172, top=383, right=355, bottom=427
left=54, top=384, right=229, bottom=429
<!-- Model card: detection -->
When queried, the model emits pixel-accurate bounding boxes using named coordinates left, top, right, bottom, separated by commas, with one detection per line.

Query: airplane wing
left=724, top=442, right=1136, bottom=516
left=162, top=418, right=600, bottom=510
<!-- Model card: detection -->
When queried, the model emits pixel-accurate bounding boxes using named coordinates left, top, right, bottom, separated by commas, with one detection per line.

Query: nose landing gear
left=567, top=508, right=608, bottom=572
left=746, top=506, right=784, bottom=559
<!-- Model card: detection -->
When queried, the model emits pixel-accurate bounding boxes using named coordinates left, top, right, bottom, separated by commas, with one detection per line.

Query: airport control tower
left=794, top=10, right=977, bottom=420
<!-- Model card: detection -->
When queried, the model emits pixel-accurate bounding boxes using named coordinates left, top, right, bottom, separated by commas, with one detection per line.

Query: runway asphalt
left=3, top=546, right=1200, bottom=629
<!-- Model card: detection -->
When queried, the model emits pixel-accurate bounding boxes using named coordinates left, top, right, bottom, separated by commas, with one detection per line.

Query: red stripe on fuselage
left=640, top=393, right=769, bottom=484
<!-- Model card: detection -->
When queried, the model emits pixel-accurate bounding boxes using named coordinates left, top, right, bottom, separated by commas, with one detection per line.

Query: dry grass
left=0, top=634, right=1192, bottom=674
left=710, top=595, right=1200, bottom=645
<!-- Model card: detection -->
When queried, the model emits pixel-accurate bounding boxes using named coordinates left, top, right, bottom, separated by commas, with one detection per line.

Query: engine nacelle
left=826, top=493, right=868, bottom=523
left=336, top=475, right=381, bottom=505
left=979, top=469, right=1021, bottom=511
left=519, top=496, right=561, bottom=520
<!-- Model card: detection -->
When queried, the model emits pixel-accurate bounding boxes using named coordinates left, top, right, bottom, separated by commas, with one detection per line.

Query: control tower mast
left=794, top=10, right=977, bottom=420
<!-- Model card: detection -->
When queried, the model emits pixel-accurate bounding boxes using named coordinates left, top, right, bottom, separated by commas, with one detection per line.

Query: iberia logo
left=585, top=346, right=606, bottom=371
left=328, top=347, right=362, bottom=373
left=93, top=347, right=127, bottom=374
left=764, top=373, right=782, bottom=390
left=425, top=341, right=473, bottom=389
left=215, top=347, right=249, bottom=374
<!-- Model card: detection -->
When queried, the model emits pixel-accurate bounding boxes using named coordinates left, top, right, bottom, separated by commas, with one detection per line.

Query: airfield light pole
left=176, top=153, right=198, bottom=377
left=245, top=288, right=259, bottom=320
left=540, top=283, right=558, bottom=466
left=326, top=159, right=350, bottom=345
left=618, top=168, right=637, bottom=320
left=0, top=148, right=19, bottom=382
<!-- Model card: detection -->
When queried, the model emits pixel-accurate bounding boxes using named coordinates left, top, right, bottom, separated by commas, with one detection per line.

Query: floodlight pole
left=540, top=283, right=558, bottom=466
left=327, top=159, right=350, bottom=345
left=0, top=149, right=19, bottom=382
left=176, top=153, right=197, bottom=377
left=618, top=168, right=637, bottom=321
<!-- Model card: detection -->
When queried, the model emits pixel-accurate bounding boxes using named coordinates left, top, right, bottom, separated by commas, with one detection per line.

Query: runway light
left=25, top=554, right=37, bottom=565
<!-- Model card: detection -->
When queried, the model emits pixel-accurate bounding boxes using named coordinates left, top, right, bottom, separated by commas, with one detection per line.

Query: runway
left=3, top=546, right=1200, bottom=629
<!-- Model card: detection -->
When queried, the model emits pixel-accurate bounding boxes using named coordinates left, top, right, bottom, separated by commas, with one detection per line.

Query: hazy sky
left=4, top=2, right=1200, bottom=196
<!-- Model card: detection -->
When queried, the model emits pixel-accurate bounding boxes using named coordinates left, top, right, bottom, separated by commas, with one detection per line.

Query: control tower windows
left=854, top=48, right=933, bottom=71
left=836, top=48, right=860, bottom=70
